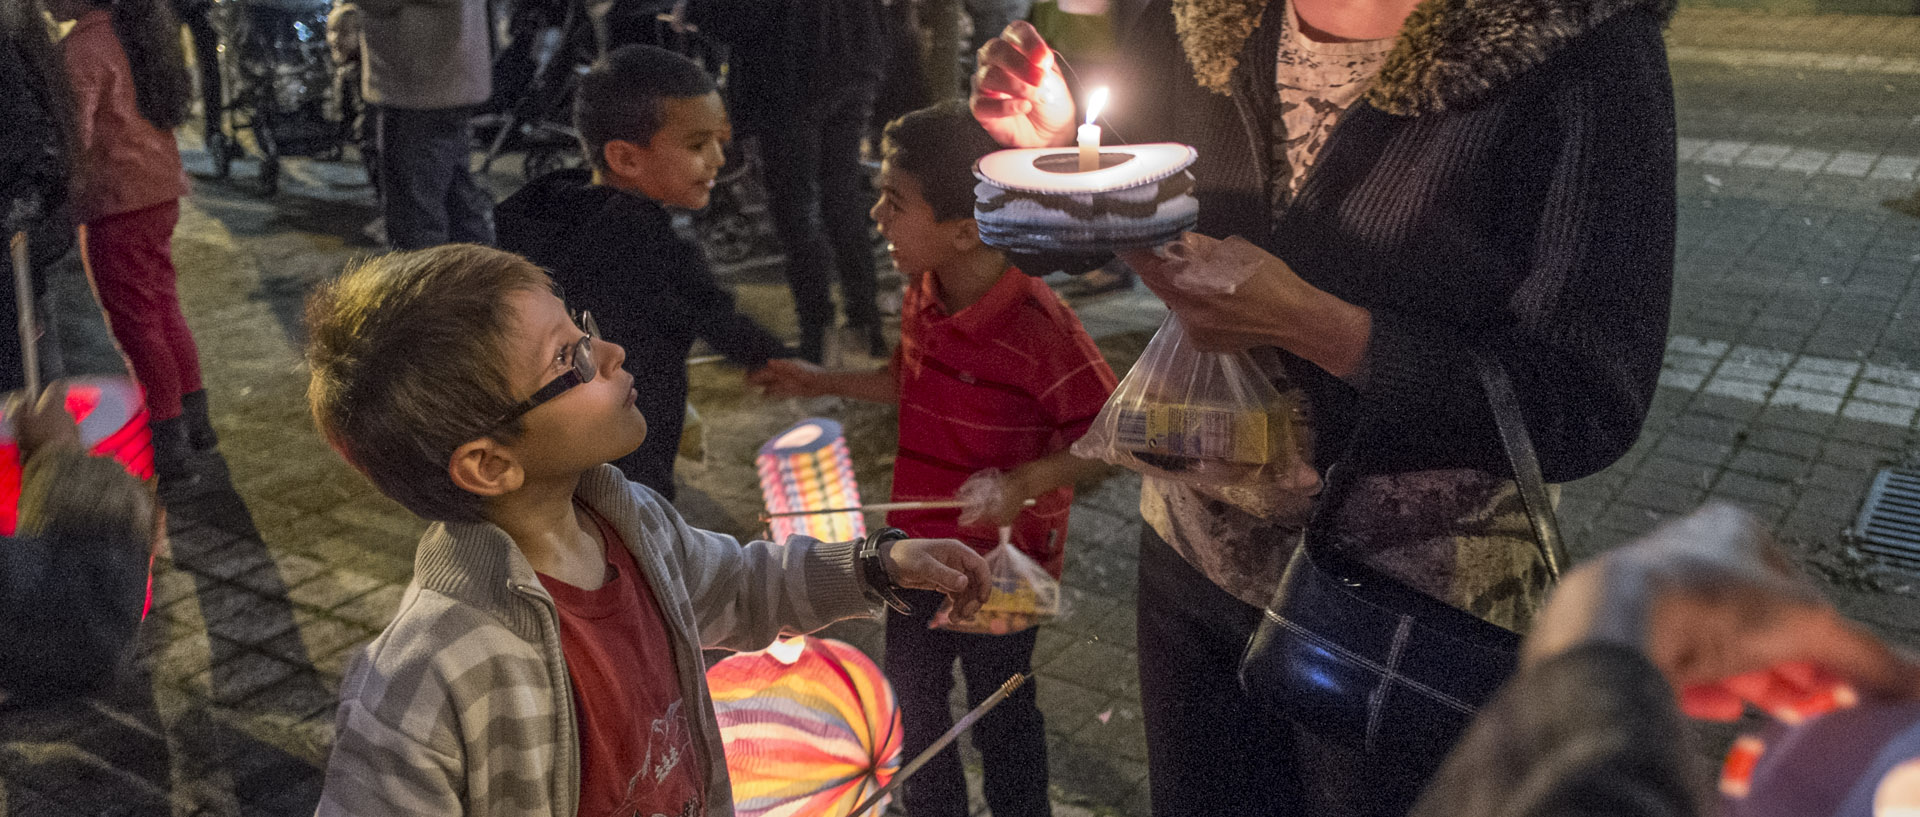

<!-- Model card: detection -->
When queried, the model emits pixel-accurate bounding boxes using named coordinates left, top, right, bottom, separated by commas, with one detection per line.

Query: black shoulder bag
left=1237, top=352, right=1567, bottom=758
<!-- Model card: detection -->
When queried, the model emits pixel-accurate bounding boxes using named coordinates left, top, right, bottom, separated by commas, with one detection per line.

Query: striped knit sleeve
left=1358, top=11, right=1674, bottom=483
left=316, top=652, right=466, bottom=816
left=316, top=603, right=563, bottom=816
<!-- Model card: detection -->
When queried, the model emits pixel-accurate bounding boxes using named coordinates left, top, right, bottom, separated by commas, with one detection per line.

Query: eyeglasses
left=488, top=310, right=599, bottom=431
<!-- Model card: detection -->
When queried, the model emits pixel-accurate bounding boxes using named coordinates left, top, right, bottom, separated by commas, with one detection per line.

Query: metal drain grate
left=1855, top=468, right=1920, bottom=570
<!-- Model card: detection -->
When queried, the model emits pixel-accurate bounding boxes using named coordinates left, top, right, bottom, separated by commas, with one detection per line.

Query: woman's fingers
left=998, top=20, right=1054, bottom=85
left=974, top=38, right=1047, bottom=101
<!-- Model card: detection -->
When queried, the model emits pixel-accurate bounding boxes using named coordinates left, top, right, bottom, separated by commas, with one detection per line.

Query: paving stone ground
left=5, top=8, right=1920, bottom=816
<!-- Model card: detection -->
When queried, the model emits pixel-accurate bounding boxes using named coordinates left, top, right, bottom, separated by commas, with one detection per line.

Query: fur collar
left=1172, top=0, right=1676, bottom=115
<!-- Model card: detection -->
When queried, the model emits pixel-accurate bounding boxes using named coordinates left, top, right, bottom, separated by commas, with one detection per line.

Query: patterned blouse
left=1140, top=0, right=1550, bottom=631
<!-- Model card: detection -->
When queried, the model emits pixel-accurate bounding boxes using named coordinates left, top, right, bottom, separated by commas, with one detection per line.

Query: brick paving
left=5, top=7, right=1920, bottom=816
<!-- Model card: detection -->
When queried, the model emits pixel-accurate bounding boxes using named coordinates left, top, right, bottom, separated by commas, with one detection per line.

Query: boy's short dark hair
left=881, top=99, right=1005, bottom=222
left=574, top=44, right=718, bottom=173
left=305, top=244, right=553, bottom=523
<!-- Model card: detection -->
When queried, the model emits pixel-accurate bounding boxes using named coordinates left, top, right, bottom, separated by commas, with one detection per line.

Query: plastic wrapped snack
left=930, top=537, right=1063, bottom=635
left=1072, top=312, right=1304, bottom=486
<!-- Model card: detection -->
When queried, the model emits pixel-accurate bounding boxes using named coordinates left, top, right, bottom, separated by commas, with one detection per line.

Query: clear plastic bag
left=930, top=536, right=1063, bottom=635
left=1072, top=312, right=1305, bottom=486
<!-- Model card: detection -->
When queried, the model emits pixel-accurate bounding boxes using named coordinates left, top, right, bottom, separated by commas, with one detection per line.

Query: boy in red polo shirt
left=751, top=100, right=1116, bottom=817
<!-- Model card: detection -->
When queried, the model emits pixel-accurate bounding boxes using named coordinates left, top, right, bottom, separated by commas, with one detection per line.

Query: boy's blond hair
left=305, top=244, right=553, bottom=522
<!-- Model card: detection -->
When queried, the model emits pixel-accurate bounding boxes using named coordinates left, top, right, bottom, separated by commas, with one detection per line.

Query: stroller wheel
left=698, top=209, right=760, bottom=266
left=208, top=131, right=233, bottom=179
left=523, top=144, right=576, bottom=181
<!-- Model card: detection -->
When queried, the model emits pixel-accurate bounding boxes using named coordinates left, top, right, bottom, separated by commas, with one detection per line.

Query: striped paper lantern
left=710, top=636, right=901, bottom=817
left=757, top=418, right=865, bottom=544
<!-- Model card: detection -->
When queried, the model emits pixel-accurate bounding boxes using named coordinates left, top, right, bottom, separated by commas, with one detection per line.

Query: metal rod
left=762, top=498, right=1036, bottom=520
left=11, top=232, right=39, bottom=401
left=850, top=673, right=1030, bottom=816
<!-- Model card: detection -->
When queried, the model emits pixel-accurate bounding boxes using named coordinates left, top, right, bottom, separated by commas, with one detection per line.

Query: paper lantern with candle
left=974, top=87, right=1200, bottom=255
left=757, top=418, right=867, bottom=544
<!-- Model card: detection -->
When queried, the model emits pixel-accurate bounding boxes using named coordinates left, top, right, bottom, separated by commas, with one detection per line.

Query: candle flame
left=1085, top=87, right=1109, bottom=125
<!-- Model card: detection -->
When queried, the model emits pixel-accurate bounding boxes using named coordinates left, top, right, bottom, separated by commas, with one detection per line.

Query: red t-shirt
left=889, top=268, right=1118, bottom=578
left=539, top=505, right=705, bottom=817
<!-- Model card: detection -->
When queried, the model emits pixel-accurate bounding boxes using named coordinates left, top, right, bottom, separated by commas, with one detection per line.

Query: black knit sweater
left=1115, top=0, right=1676, bottom=482
left=495, top=169, right=791, bottom=499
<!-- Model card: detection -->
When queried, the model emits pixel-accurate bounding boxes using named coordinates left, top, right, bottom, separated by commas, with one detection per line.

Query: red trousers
left=83, top=200, right=203, bottom=421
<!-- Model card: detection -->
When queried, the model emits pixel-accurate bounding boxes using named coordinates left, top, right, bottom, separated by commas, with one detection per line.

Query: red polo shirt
left=888, top=268, right=1117, bottom=578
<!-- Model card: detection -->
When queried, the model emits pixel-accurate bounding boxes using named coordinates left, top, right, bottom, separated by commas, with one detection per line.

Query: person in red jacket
left=47, top=0, right=216, bottom=498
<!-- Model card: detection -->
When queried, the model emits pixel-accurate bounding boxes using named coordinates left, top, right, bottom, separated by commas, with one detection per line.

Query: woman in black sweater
left=974, top=0, right=1676, bottom=814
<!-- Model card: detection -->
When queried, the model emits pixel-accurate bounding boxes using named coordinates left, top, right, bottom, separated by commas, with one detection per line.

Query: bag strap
left=1309, top=351, right=1567, bottom=582
left=1472, top=352, right=1566, bottom=581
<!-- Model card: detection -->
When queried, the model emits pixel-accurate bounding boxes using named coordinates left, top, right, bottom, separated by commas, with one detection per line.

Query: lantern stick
left=762, top=498, right=1036, bottom=520
left=849, top=673, right=1030, bottom=817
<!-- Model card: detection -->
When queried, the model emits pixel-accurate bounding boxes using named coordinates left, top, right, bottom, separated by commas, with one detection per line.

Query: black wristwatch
left=857, top=527, right=913, bottom=615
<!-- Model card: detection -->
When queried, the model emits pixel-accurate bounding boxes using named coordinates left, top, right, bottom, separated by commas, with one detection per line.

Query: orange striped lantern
left=709, top=636, right=901, bottom=817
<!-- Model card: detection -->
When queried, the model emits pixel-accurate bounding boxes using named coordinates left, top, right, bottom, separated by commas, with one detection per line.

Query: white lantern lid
left=974, top=143, right=1199, bottom=195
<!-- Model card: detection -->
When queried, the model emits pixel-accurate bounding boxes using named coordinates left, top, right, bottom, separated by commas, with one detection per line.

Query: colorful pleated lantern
left=710, top=636, right=902, bottom=817
left=757, top=418, right=865, bottom=544
left=0, top=376, right=154, bottom=535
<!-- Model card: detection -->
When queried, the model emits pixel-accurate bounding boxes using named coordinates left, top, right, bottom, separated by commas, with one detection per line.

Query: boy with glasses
left=306, top=244, right=991, bottom=817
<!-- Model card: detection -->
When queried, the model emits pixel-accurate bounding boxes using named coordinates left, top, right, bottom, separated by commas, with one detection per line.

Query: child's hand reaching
left=884, top=538, right=994, bottom=621
left=747, top=358, right=827, bottom=398
left=957, top=468, right=1030, bottom=528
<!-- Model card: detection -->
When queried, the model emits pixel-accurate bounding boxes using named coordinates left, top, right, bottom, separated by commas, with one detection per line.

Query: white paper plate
left=974, top=143, right=1199, bottom=195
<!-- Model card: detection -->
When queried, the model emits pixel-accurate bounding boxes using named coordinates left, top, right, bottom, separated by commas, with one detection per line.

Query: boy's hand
left=10, top=383, right=81, bottom=460
left=747, top=358, right=826, bottom=398
left=884, top=538, right=993, bottom=621
left=957, top=468, right=1029, bottom=528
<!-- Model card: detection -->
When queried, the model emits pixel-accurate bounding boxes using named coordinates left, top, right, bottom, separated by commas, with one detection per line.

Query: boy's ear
left=449, top=438, right=524, bottom=498
left=952, top=218, right=982, bottom=251
left=602, top=139, right=646, bottom=179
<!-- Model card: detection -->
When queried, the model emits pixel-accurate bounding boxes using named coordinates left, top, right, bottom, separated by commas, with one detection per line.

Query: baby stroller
left=207, top=0, right=346, bottom=194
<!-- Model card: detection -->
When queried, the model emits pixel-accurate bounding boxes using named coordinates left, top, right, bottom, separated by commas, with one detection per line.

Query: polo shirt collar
left=915, top=266, right=1027, bottom=338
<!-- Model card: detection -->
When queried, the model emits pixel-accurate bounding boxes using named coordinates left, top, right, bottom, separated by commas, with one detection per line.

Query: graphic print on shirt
left=610, top=699, right=701, bottom=817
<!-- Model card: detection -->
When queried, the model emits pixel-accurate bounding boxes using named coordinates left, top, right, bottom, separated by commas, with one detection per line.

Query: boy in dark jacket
left=495, top=44, right=789, bottom=501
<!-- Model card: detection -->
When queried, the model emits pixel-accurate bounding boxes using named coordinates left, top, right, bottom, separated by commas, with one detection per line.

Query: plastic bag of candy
left=930, top=538, right=1063, bottom=635
left=1072, top=310, right=1310, bottom=487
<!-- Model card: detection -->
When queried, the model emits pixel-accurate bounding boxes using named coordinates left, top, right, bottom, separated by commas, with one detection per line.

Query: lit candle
left=1077, top=86, right=1109, bottom=172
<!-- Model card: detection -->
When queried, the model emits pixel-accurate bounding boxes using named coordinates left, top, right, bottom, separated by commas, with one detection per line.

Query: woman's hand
left=970, top=21, right=1077, bottom=149
left=11, top=383, right=81, bottom=460
left=1524, top=504, right=1920, bottom=720
left=884, top=538, right=994, bottom=621
left=1121, top=236, right=1372, bottom=379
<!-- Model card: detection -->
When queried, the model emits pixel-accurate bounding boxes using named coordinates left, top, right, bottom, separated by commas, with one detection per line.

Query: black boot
left=151, top=415, right=206, bottom=503
left=180, top=389, right=218, bottom=453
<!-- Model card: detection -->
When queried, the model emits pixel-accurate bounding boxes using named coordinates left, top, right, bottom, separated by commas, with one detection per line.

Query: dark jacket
left=688, top=0, right=885, bottom=128
left=1116, top=0, right=1676, bottom=483
left=1410, top=643, right=1709, bottom=817
left=495, top=169, right=790, bottom=499
left=1, top=28, right=69, bottom=248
